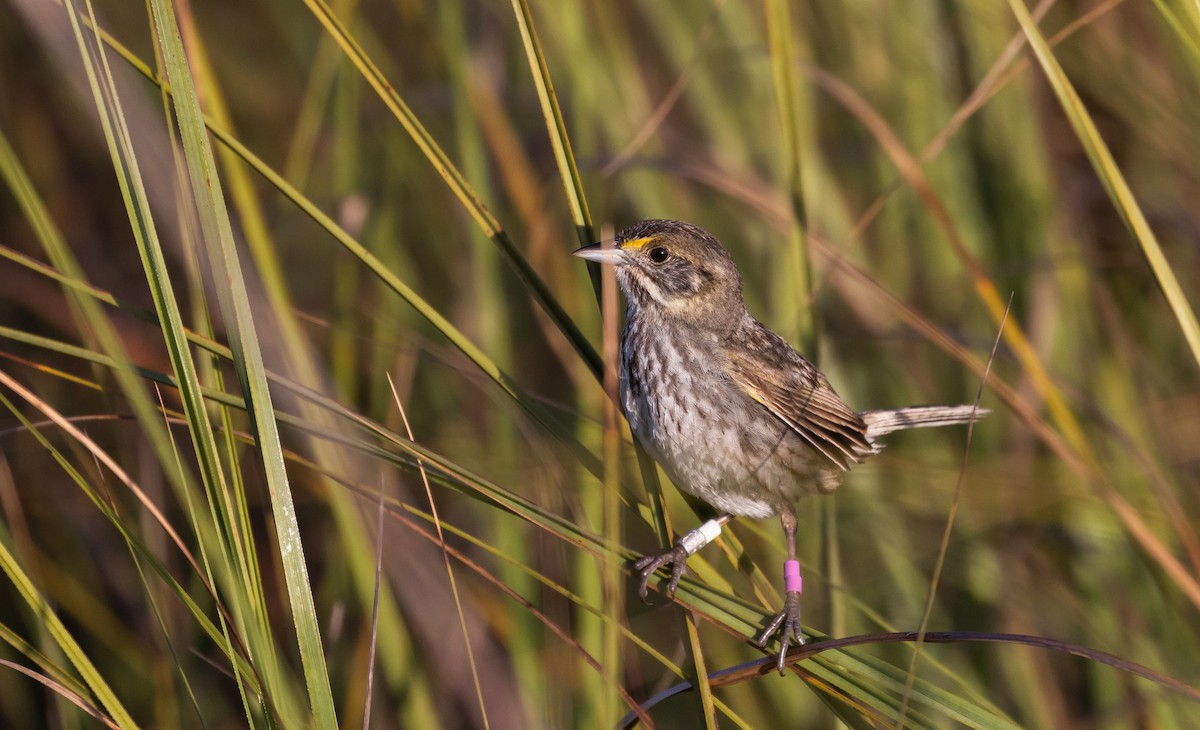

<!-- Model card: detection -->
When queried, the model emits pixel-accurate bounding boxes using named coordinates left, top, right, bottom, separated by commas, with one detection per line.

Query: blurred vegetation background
left=0, top=0, right=1198, bottom=727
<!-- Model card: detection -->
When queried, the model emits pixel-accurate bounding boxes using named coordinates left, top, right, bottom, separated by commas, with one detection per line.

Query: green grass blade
left=144, top=1, right=337, bottom=725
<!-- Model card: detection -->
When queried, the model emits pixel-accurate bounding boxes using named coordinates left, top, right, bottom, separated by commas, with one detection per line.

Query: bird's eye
left=648, top=246, right=670, bottom=263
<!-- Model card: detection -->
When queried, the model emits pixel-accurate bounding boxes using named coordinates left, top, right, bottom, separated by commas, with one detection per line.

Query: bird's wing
left=723, top=325, right=873, bottom=470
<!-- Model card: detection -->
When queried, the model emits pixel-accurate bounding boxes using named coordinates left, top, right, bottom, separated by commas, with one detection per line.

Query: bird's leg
left=633, top=515, right=732, bottom=601
left=754, top=504, right=804, bottom=674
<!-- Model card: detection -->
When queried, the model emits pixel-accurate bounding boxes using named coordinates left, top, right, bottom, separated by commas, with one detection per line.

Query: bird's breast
left=619, top=322, right=836, bottom=518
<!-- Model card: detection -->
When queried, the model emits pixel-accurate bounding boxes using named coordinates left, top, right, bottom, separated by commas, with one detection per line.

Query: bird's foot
left=632, top=545, right=691, bottom=602
left=754, top=590, right=804, bottom=674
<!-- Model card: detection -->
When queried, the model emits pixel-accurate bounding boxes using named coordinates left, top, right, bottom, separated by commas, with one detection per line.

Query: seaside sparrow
left=574, top=219, right=986, bottom=673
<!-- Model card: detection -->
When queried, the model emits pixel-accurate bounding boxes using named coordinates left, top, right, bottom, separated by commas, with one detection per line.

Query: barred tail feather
left=860, top=405, right=988, bottom=439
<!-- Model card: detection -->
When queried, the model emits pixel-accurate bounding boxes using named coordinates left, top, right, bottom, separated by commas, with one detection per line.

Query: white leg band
left=676, top=519, right=724, bottom=556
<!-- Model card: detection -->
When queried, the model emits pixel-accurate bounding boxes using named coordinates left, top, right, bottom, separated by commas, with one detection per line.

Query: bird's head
left=573, top=219, right=746, bottom=328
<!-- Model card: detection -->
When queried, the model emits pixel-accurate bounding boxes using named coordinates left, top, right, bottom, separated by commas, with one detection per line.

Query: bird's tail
left=860, top=405, right=988, bottom=440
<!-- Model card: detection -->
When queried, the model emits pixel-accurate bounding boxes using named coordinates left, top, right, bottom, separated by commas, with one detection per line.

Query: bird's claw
left=754, top=590, right=804, bottom=674
left=632, top=545, right=691, bottom=602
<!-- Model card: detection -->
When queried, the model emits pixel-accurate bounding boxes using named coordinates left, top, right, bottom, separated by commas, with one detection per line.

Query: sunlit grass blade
left=1149, top=0, right=1200, bottom=62
left=169, top=1, right=424, bottom=710
left=109, top=13, right=270, bottom=726
left=386, top=377, right=491, bottom=728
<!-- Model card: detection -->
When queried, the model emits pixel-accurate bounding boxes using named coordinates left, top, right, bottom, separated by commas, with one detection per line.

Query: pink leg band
left=784, top=559, right=803, bottom=594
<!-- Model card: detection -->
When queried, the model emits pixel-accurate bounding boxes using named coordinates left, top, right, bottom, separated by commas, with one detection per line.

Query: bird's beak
left=572, top=242, right=623, bottom=265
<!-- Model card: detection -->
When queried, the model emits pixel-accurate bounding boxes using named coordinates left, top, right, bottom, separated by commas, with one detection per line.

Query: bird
left=573, top=219, right=987, bottom=673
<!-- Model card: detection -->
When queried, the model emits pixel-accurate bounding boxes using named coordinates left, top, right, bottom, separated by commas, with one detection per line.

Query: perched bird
left=574, top=219, right=986, bottom=672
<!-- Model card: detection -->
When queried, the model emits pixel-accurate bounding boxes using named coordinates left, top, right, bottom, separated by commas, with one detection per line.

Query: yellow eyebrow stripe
left=621, top=236, right=656, bottom=250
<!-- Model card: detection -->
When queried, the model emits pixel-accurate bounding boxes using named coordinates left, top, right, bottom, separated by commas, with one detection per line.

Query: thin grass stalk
left=0, top=654, right=118, bottom=729
left=282, top=0, right=361, bottom=188
left=436, top=3, right=550, bottom=720
left=898, top=303, right=1007, bottom=727
left=148, top=10, right=270, bottom=722
left=1149, top=0, right=1200, bottom=62
left=157, top=38, right=272, bottom=698
left=376, top=497, right=657, bottom=727
left=505, top=8, right=637, bottom=717
left=380, top=505, right=749, bottom=728
left=121, top=412, right=207, bottom=725
left=388, top=377, right=492, bottom=730
left=599, top=251, right=625, bottom=726
left=679, top=612, right=719, bottom=727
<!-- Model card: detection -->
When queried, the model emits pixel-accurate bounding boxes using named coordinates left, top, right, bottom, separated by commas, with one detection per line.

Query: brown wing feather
left=724, top=324, right=873, bottom=471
